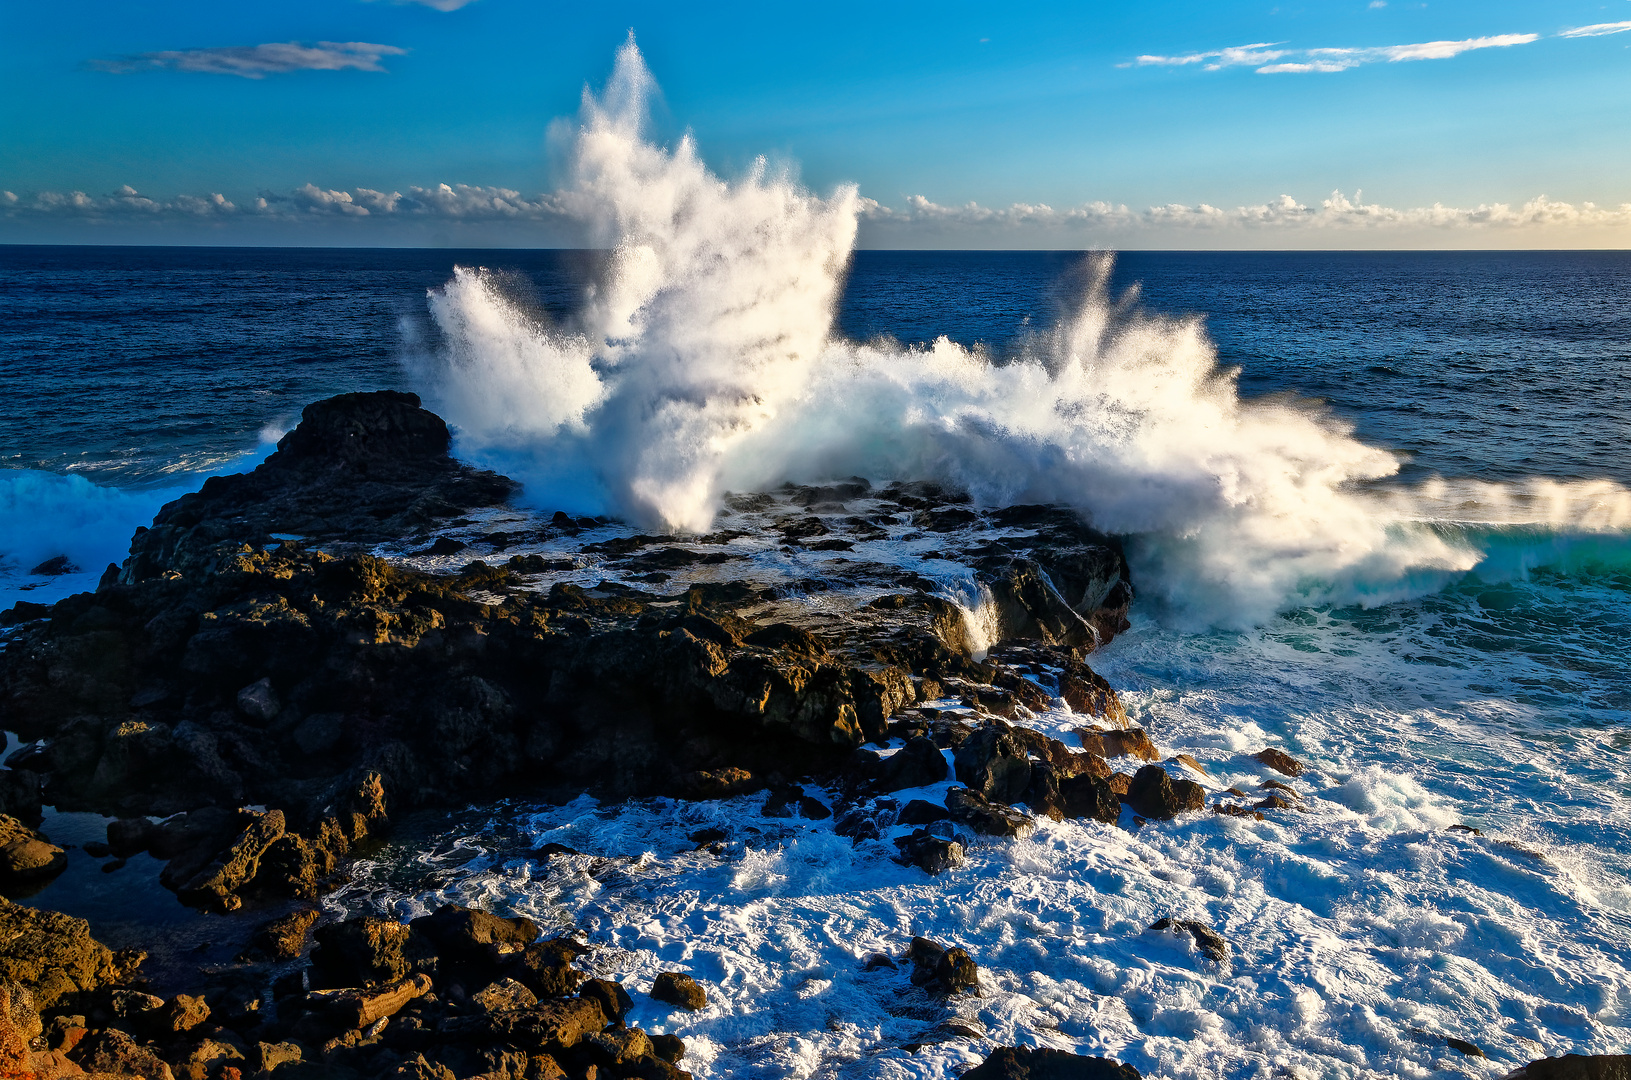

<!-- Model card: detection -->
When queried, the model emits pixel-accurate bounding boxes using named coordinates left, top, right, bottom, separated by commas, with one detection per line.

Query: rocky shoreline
left=0, top=392, right=1620, bottom=1080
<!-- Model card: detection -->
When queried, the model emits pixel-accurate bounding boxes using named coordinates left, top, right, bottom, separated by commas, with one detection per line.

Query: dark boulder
left=894, top=830, right=965, bottom=875
left=1254, top=748, right=1305, bottom=777
left=954, top=725, right=1031, bottom=804
left=1511, top=1055, right=1631, bottom=1080
left=878, top=737, right=948, bottom=791
left=897, top=799, right=951, bottom=826
left=946, top=787, right=1034, bottom=838
left=964, top=1046, right=1143, bottom=1080
left=905, top=936, right=979, bottom=995
left=310, top=916, right=419, bottom=989
left=1076, top=728, right=1159, bottom=762
left=579, top=979, right=633, bottom=1025
left=650, top=972, right=707, bottom=1011
left=1058, top=775, right=1121, bottom=824
left=1125, top=765, right=1205, bottom=820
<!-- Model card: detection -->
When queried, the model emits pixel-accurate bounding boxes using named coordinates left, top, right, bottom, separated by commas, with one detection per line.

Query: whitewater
left=2, top=36, right=1629, bottom=1080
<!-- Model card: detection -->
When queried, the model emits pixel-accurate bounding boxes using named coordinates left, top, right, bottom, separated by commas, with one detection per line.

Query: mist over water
left=416, top=41, right=1631, bottom=627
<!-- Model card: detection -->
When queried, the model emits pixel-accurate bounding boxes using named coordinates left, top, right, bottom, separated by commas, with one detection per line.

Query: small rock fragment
left=1150, top=918, right=1229, bottom=962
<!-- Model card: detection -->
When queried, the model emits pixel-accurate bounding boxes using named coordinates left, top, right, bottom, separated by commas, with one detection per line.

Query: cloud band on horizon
left=6, top=184, right=1630, bottom=237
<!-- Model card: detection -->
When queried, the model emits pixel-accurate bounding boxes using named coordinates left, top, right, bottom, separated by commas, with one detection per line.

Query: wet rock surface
left=0, top=391, right=1287, bottom=1078
left=0, top=391, right=1133, bottom=913
left=963, top=1046, right=1143, bottom=1079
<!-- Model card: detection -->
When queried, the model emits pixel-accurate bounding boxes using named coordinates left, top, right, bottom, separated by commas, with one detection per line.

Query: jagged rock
left=253, top=1041, right=303, bottom=1074
left=310, top=916, right=417, bottom=988
left=71, top=1027, right=176, bottom=1080
left=1125, top=765, right=1205, bottom=820
left=0, top=815, right=67, bottom=884
left=0, top=982, right=40, bottom=1079
left=148, top=993, right=211, bottom=1036
left=0, top=771, right=42, bottom=828
left=894, top=829, right=965, bottom=874
left=1057, top=660, right=1127, bottom=725
left=906, top=936, right=979, bottom=995
left=878, top=736, right=948, bottom=791
left=172, top=1035, right=247, bottom=1080
left=1076, top=728, right=1159, bottom=762
left=953, top=725, right=1032, bottom=804
left=946, top=787, right=1035, bottom=838
left=438, top=997, right=605, bottom=1052
left=582, top=1025, right=654, bottom=1068
left=1510, top=1055, right=1631, bottom=1080
left=472, top=977, right=538, bottom=1013
left=0, top=899, right=142, bottom=1009
left=1150, top=918, right=1229, bottom=962
left=1058, top=774, right=1121, bottom=824
left=248, top=908, right=320, bottom=962
left=650, top=1033, right=686, bottom=1064
left=304, top=972, right=432, bottom=1030
left=510, top=939, right=588, bottom=999
left=411, top=904, right=538, bottom=973
left=897, top=799, right=950, bottom=826
left=578, top=979, right=633, bottom=1025
left=1254, top=748, right=1305, bottom=777
left=176, top=808, right=286, bottom=909
left=650, top=972, right=707, bottom=1011
left=964, top=1046, right=1143, bottom=1079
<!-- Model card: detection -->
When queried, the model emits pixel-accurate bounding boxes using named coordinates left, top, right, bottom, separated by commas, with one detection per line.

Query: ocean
left=2, top=242, right=1629, bottom=1079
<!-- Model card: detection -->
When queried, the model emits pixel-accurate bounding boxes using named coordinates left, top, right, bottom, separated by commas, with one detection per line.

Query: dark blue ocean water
left=3, top=247, right=1631, bottom=1075
left=2, top=246, right=1629, bottom=488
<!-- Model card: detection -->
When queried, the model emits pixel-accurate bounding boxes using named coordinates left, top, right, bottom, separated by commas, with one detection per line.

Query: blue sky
left=3, top=0, right=1629, bottom=247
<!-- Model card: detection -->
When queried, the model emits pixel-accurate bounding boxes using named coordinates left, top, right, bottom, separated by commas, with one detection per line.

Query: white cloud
left=1558, top=21, right=1631, bottom=38
left=1369, top=1, right=1387, bottom=8
left=0, top=183, right=568, bottom=223
left=861, top=190, right=1631, bottom=235
left=1137, top=30, right=1540, bottom=74
left=91, top=41, right=406, bottom=79
left=1134, top=43, right=1287, bottom=70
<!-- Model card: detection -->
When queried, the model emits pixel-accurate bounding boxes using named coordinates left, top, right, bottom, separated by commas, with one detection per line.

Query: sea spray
left=415, top=41, right=1631, bottom=627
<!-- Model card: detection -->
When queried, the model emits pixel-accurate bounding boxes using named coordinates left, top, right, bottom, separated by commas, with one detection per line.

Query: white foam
left=414, top=41, right=1631, bottom=628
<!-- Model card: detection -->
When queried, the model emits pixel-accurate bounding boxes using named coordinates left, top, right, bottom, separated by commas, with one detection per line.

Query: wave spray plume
left=416, top=39, right=1631, bottom=626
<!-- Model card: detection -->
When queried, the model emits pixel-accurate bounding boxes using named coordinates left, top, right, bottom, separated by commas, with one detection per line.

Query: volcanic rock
left=1125, top=765, right=1205, bottom=820
left=650, top=972, right=707, bottom=1011
left=945, top=787, right=1035, bottom=837
left=578, top=979, right=633, bottom=1025
left=894, top=829, right=965, bottom=874
left=964, top=1046, right=1144, bottom=1079
left=248, top=908, right=320, bottom=962
left=1150, top=918, right=1229, bottom=962
left=1077, top=727, right=1160, bottom=762
left=1254, top=748, right=1306, bottom=777
left=1510, top=1055, right=1631, bottom=1080
left=0, top=815, right=67, bottom=885
left=0, top=899, right=142, bottom=1010
left=954, top=724, right=1033, bottom=804
left=905, top=936, right=980, bottom=995
left=878, top=736, right=948, bottom=791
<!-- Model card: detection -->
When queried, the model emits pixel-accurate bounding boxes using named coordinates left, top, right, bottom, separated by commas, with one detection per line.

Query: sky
left=2, top=0, right=1629, bottom=248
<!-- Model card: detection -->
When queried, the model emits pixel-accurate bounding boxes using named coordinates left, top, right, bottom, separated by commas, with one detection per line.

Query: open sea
left=2, top=244, right=1629, bottom=1079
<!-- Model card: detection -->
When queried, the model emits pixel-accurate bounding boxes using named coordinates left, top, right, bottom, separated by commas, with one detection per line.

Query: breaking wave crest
left=414, top=39, right=1631, bottom=627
